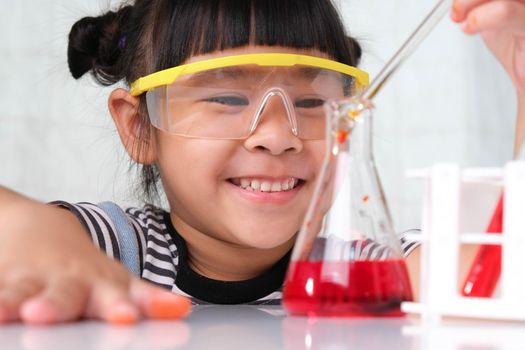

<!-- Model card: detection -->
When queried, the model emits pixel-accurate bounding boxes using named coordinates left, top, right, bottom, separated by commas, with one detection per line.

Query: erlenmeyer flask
left=283, top=98, right=413, bottom=317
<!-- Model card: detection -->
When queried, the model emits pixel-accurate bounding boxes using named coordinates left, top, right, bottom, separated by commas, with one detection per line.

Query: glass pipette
left=343, top=0, right=453, bottom=110
left=362, top=0, right=453, bottom=100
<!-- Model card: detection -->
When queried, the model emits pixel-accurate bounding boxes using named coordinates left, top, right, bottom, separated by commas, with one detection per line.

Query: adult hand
left=451, top=0, right=525, bottom=93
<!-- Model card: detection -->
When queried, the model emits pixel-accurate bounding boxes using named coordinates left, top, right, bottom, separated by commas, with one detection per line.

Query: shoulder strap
left=97, top=202, right=141, bottom=277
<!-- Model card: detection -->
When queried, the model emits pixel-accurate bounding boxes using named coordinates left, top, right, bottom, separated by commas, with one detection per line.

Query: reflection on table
left=0, top=305, right=524, bottom=350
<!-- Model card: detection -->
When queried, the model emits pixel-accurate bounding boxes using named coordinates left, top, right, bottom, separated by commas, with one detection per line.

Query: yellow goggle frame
left=129, top=53, right=369, bottom=97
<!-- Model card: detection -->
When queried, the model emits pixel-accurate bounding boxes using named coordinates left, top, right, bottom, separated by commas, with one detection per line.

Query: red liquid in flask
left=283, top=260, right=413, bottom=317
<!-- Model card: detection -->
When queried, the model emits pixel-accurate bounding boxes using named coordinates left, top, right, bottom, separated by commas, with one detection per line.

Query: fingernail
left=451, top=1, right=461, bottom=21
left=107, top=303, right=139, bottom=325
left=147, top=294, right=191, bottom=320
left=463, top=15, right=478, bottom=34
left=452, top=1, right=460, bottom=13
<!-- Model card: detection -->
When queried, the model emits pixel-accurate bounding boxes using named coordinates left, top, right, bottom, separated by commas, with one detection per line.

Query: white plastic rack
left=401, top=162, right=525, bottom=323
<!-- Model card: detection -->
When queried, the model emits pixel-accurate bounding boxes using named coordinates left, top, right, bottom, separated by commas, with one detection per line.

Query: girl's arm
left=0, top=187, right=189, bottom=324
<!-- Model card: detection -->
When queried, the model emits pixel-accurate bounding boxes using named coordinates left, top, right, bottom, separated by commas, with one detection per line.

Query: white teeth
left=271, top=182, right=282, bottom=192
left=251, top=179, right=261, bottom=191
left=260, top=181, right=271, bottom=192
left=234, top=178, right=300, bottom=192
left=240, top=178, right=250, bottom=189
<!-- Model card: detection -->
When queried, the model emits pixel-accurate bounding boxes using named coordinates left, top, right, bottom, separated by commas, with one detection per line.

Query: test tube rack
left=401, top=162, right=525, bottom=323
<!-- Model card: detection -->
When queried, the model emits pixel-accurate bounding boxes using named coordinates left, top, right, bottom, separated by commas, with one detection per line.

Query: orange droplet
left=336, top=130, right=348, bottom=144
left=362, top=195, right=369, bottom=203
left=348, top=110, right=360, bottom=119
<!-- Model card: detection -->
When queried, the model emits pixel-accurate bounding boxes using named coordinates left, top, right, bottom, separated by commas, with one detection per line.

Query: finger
left=460, top=1, right=525, bottom=34
left=19, top=276, right=90, bottom=325
left=0, top=277, right=44, bottom=323
left=452, top=0, right=525, bottom=22
left=86, top=281, right=140, bottom=325
left=130, top=278, right=191, bottom=320
left=452, top=0, right=492, bottom=22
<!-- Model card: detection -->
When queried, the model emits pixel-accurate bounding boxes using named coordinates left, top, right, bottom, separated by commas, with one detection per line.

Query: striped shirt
left=53, top=201, right=419, bottom=305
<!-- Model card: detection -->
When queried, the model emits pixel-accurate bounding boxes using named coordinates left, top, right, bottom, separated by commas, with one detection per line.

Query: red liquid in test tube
left=461, top=194, right=503, bottom=297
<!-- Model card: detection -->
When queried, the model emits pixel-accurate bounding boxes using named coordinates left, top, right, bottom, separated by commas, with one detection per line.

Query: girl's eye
left=295, top=98, right=325, bottom=109
left=205, top=96, right=249, bottom=106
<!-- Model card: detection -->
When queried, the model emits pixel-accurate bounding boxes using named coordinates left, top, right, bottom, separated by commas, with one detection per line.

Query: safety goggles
left=130, top=53, right=369, bottom=140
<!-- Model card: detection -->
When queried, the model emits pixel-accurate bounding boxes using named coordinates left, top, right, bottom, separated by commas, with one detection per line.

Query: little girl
left=0, top=0, right=523, bottom=325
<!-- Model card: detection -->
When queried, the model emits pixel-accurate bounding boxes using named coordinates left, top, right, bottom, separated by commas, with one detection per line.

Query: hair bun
left=67, top=8, right=130, bottom=83
left=68, top=15, right=108, bottom=79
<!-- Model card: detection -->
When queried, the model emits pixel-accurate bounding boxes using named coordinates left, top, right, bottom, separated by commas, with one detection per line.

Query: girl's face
left=155, top=46, right=328, bottom=250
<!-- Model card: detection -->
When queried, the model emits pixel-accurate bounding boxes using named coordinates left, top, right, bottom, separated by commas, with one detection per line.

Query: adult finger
left=460, top=0, right=525, bottom=34
left=452, top=0, right=525, bottom=22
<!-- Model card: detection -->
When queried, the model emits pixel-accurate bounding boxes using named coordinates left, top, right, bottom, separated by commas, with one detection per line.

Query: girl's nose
left=243, top=94, right=303, bottom=155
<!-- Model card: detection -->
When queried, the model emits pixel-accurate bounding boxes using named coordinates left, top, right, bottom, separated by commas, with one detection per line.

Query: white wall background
left=0, top=0, right=517, bottom=232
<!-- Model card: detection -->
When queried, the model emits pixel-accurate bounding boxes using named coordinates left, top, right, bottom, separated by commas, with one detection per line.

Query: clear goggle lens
left=145, top=65, right=358, bottom=140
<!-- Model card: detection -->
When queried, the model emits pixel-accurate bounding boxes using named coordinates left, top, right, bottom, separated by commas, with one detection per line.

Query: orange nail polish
left=108, top=312, right=138, bottom=325
left=147, top=295, right=191, bottom=320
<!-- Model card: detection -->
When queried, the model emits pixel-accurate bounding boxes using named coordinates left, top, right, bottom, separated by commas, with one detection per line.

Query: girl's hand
left=0, top=189, right=191, bottom=325
left=451, top=0, right=525, bottom=94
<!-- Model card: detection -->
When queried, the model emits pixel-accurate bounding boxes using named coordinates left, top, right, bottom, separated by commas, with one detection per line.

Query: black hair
left=67, top=0, right=362, bottom=203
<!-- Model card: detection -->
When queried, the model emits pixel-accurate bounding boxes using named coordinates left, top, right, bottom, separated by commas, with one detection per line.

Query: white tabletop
left=1, top=305, right=524, bottom=350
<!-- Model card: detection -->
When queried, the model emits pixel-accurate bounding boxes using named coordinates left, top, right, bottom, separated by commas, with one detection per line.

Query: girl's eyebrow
left=293, top=67, right=323, bottom=78
left=182, top=67, right=255, bottom=86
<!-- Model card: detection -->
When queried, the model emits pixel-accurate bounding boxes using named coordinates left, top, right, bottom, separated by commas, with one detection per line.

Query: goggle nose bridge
left=249, top=87, right=299, bottom=137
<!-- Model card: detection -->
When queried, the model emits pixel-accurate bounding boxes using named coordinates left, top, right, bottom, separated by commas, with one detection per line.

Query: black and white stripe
left=126, top=206, right=178, bottom=290
left=52, top=201, right=420, bottom=305
left=52, top=201, right=120, bottom=259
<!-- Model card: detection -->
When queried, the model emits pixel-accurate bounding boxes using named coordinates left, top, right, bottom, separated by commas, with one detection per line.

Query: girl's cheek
left=311, top=142, right=327, bottom=172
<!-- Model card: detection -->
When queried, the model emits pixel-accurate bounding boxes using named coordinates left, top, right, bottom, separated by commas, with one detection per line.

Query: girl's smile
left=228, top=174, right=305, bottom=201
left=228, top=176, right=305, bottom=205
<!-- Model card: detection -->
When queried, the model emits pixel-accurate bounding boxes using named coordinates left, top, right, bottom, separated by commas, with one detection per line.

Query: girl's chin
left=229, top=225, right=299, bottom=250
left=235, top=239, right=294, bottom=251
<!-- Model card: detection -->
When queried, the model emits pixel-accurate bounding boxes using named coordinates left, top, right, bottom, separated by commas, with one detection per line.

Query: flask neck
left=331, top=106, right=373, bottom=160
left=349, top=111, right=373, bottom=159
